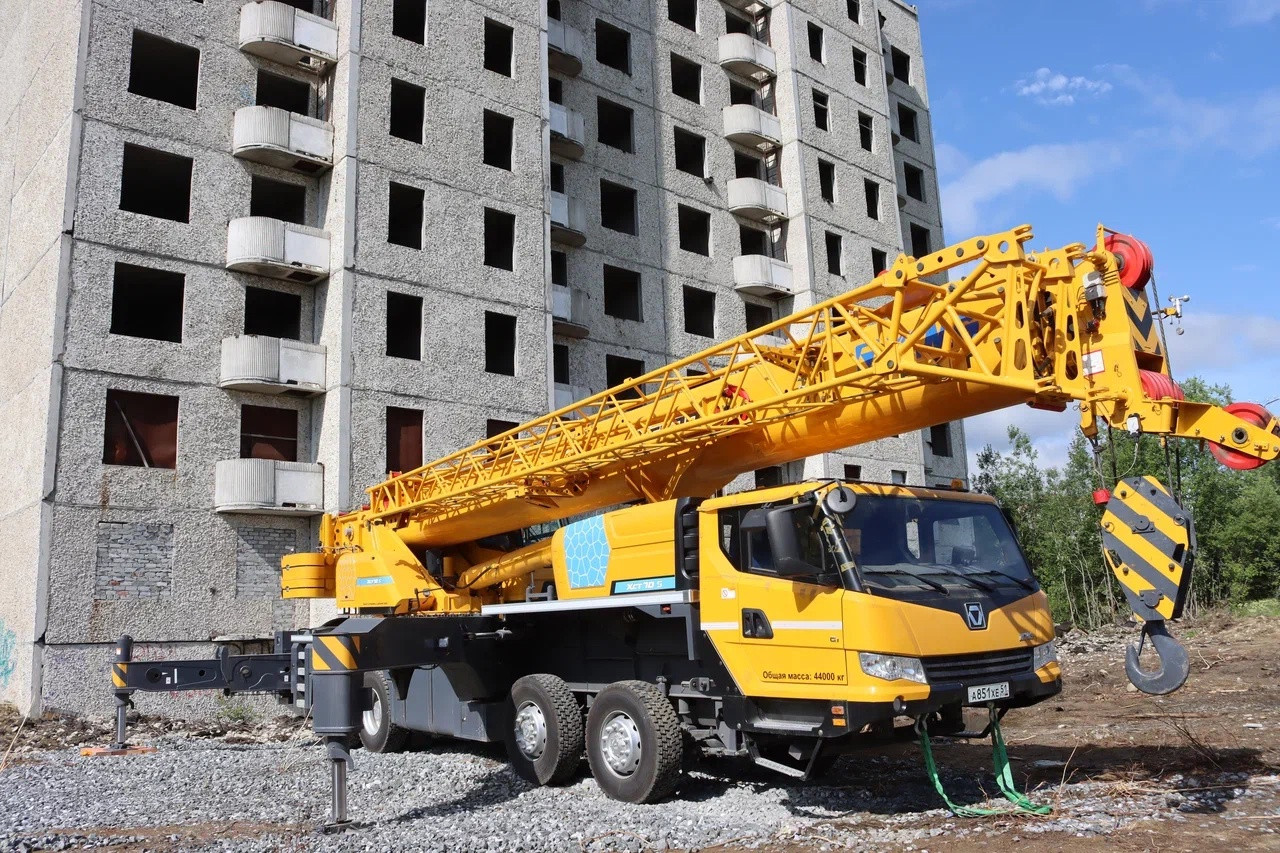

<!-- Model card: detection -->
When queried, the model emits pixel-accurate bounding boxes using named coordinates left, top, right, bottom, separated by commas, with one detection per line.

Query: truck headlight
left=1032, top=640, right=1058, bottom=670
left=858, top=652, right=927, bottom=684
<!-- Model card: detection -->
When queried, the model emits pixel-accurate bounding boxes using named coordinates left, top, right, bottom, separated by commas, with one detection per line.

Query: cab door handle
left=741, top=608, right=773, bottom=639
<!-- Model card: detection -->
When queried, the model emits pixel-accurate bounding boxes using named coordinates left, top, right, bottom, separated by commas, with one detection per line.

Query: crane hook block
left=1125, top=621, right=1189, bottom=695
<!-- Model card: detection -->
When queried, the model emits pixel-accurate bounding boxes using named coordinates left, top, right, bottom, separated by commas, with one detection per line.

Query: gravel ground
left=4, top=618, right=1280, bottom=851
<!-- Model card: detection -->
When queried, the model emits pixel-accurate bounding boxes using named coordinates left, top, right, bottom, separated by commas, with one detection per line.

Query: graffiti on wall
left=0, top=620, right=16, bottom=687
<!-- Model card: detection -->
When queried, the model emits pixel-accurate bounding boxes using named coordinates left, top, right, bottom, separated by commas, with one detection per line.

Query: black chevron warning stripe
left=1123, top=286, right=1163, bottom=357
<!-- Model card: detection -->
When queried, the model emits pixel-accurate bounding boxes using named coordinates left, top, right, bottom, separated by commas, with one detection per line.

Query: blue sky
left=913, top=0, right=1280, bottom=472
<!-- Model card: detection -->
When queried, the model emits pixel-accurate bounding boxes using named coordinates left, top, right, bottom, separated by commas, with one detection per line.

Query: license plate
left=966, top=682, right=1010, bottom=704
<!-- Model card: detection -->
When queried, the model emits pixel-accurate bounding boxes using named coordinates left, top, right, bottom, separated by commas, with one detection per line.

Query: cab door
left=698, top=507, right=848, bottom=699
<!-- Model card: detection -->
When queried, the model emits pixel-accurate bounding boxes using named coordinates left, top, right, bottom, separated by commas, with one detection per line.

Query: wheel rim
left=363, top=689, right=383, bottom=736
left=514, top=701, right=548, bottom=760
left=599, top=710, right=642, bottom=777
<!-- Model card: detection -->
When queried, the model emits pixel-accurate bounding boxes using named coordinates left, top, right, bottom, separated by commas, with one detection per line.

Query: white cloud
left=939, top=141, right=1124, bottom=235
left=1015, top=67, right=1112, bottom=106
left=965, top=406, right=1081, bottom=475
left=1225, top=0, right=1280, bottom=24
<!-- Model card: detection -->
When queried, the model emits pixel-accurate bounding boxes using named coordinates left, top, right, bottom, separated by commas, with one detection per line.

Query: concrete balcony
left=220, top=335, right=326, bottom=396
left=215, top=459, right=324, bottom=516
left=722, top=104, right=782, bottom=150
left=721, top=0, right=773, bottom=12
left=239, top=1, right=337, bottom=72
left=547, top=20, right=584, bottom=76
left=226, top=217, right=330, bottom=284
left=733, top=255, right=794, bottom=298
left=554, top=382, right=592, bottom=411
left=232, top=106, right=333, bottom=175
left=549, top=104, right=585, bottom=160
left=550, top=191, right=587, bottom=247
left=727, top=178, right=788, bottom=223
left=717, top=33, right=777, bottom=80
left=552, top=284, right=589, bottom=338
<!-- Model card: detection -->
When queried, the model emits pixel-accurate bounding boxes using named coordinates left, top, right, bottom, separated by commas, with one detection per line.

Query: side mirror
left=766, top=503, right=821, bottom=576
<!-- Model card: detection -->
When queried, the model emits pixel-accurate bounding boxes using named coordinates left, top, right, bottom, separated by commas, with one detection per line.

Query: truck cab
left=696, top=481, right=1061, bottom=752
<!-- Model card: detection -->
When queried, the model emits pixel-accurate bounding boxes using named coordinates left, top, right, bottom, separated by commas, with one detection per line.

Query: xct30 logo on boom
left=964, top=602, right=987, bottom=630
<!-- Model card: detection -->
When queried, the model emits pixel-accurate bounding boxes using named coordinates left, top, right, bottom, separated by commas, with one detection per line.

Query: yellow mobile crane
left=110, top=225, right=1278, bottom=821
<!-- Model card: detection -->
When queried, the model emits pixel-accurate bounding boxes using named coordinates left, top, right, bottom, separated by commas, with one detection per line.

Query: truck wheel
left=507, top=674, right=584, bottom=786
left=360, top=671, right=409, bottom=753
left=586, top=681, right=683, bottom=803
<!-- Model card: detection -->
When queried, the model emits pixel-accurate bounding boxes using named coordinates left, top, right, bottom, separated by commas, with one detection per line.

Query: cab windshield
left=841, top=494, right=1036, bottom=593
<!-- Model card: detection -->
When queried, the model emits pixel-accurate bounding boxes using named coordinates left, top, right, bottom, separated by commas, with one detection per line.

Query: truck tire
left=359, top=671, right=409, bottom=754
left=585, top=681, right=683, bottom=803
left=507, top=674, right=584, bottom=786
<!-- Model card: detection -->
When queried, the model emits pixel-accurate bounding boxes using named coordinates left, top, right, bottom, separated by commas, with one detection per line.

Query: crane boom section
left=330, top=225, right=1277, bottom=553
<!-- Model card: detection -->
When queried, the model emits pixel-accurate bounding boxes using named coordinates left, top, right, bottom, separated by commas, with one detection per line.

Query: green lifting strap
left=916, top=706, right=1052, bottom=818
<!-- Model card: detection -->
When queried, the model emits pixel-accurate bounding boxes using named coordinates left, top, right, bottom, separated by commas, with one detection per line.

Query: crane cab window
left=718, top=505, right=835, bottom=582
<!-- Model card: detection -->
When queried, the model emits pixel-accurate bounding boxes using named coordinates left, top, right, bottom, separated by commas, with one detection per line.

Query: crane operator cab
left=698, top=480, right=1061, bottom=755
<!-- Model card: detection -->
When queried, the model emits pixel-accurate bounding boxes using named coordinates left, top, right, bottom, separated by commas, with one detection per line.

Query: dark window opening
left=484, top=208, right=517, bottom=269
left=844, top=463, right=862, bottom=480
left=904, top=163, right=925, bottom=202
left=110, top=263, right=183, bottom=343
left=599, top=181, right=637, bottom=235
left=817, top=159, right=835, bottom=202
left=847, top=0, right=861, bottom=23
left=606, top=354, right=645, bottom=398
left=553, top=343, right=569, bottom=383
left=891, top=469, right=908, bottom=485
left=806, top=22, right=824, bottom=63
left=825, top=231, right=842, bottom=275
left=871, top=248, right=889, bottom=275
left=890, top=47, right=911, bottom=83
left=487, top=419, right=519, bottom=439
left=725, top=12, right=753, bottom=36
left=739, top=224, right=767, bottom=256
left=729, top=80, right=756, bottom=106
left=597, top=98, right=634, bottom=152
left=392, top=0, right=427, bottom=43
left=745, top=302, right=773, bottom=331
left=484, top=311, right=517, bottom=375
left=389, top=78, right=425, bottom=142
left=483, top=109, right=514, bottom=169
left=858, top=111, right=873, bottom=151
left=735, top=151, right=764, bottom=179
left=683, top=286, right=714, bottom=337
left=670, top=53, right=701, bottom=103
left=245, top=286, right=301, bottom=340
left=678, top=205, right=711, bottom=255
left=812, top=89, right=829, bottom=131
left=257, top=70, right=309, bottom=115
left=930, top=424, right=952, bottom=457
left=550, top=162, right=565, bottom=193
left=898, top=103, right=919, bottom=142
left=387, top=182, right=424, bottom=249
left=596, top=20, right=632, bottom=74
left=864, top=179, right=880, bottom=220
left=103, top=389, right=178, bottom=468
left=386, top=407, right=423, bottom=473
left=548, top=77, right=563, bottom=104
left=673, top=127, right=706, bottom=176
left=669, top=0, right=697, bottom=30
left=603, top=265, right=642, bottom=321
left=483, top=18, right=514, bottom=76
left=547, top=0, right=561, bottom=20
left=119, top=144, right=192, bottom=222
left=851, top=46, right=867, bottom=86
left=251, top=175, right=307, bottom=225
left=128, top=31, right=199, bottom=110
left=754, top=466, right=783, bottom=488
left=386, top=291, right=422, bottom=359
left=910, top=223, right=931, bottom=257
left=240, top=405, right=297, bottom=462
left=551, top=250, right=568, bottom=285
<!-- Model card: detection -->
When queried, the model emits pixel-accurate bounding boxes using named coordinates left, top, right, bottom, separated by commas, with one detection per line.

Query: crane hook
left=1124, top=620, right=1189, bottom=695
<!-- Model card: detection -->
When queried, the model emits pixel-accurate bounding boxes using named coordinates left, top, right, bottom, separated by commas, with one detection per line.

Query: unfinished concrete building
left=0, top=0, right=962, bottom=716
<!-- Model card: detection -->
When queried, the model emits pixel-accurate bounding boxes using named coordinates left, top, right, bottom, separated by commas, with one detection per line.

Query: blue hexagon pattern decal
left=563, top=515, right=610, bottom=589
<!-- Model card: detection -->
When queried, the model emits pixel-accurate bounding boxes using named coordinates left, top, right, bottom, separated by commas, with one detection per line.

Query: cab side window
left=718, top=506, right=777, bottom=576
